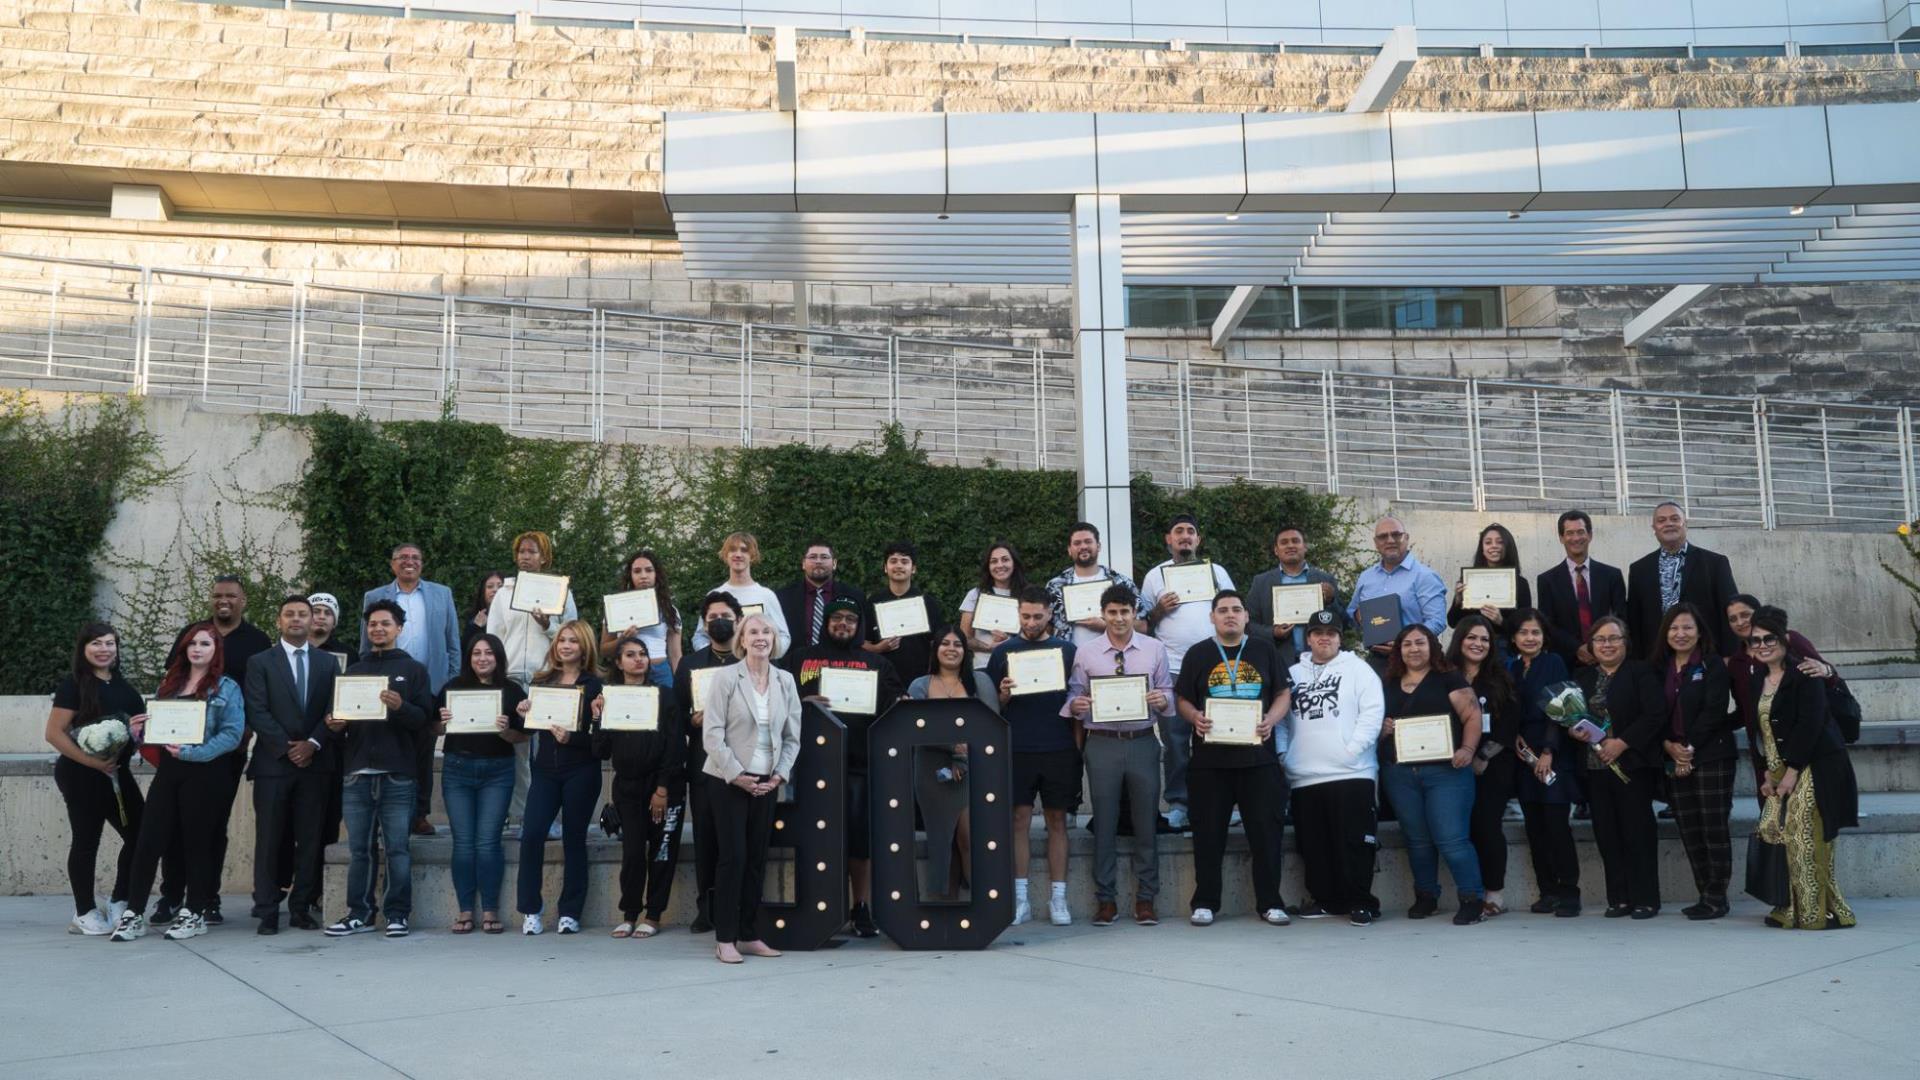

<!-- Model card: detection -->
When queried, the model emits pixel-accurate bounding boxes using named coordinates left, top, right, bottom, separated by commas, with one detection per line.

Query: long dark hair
left=68, top=621, right=121, bottom=722
left=1471, top=523, right=1522, bottom=571
left=928, top=625, right=974, bottom=677
left=607, top=635, right=655, bottom=686
left=1445, top=615, right=1515, bottom=712
left=468, top=570, right=505, bottom=621
left=1652, top=601, right=1715, bottom=665
left=451, top=632, right=510, bottom=689
left=157, top=620, right=226, bottom=701
left=617, top=549, right=680, bottom=630
left=976, top=541, right=1030, bottom=598
left=1384, top=624, right=1451, bottom=682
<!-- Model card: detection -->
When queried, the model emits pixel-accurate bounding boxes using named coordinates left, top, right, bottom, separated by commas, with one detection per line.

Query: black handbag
left=1744, top=832, right=1791, bottom=908
left=599, top=801, right=623, bottom=840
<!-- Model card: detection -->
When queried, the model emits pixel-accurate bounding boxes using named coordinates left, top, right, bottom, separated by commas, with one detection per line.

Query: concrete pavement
left=6, top=895, right=1918, bottom=1079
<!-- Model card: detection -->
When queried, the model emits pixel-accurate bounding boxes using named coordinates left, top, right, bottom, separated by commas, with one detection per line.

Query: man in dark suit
left=774, top=539, right=867, bottom=651
left=245, top=594, right=340, bottom=935
left=1625, top=501, right=1739, bottom=659
left=1535, top=510, right=1627, bottom=668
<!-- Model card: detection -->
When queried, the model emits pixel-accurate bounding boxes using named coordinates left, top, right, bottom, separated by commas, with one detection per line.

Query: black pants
left=1669, top=756, right=1736, bottom=902
left=126, top=757, right=228, bottom=916
left=708, top=774, right=776, bottom=945
left=250, top=767, right=331, bottom=919
left=277, top=769, right=342, bottom=907
left=1587, top=766, right=1660, bottom=910
left=1188, top=763, right=1286, bottom=912
left=53, top=757, right=145, bottom=916
left=1469, top=751, right=1522, bottom=893
left=688, top=761, right=719, bottom=921
left=1520, top=801, right=1580, bottom=902
left=1290, top=778, right=1378, bottom=916
left=613, top=772, right=684, bottom=922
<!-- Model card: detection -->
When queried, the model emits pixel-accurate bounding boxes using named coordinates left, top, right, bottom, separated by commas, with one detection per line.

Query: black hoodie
left=593, top=677, right=688, bottom=802
left=339, top=647, right=432, bottom=774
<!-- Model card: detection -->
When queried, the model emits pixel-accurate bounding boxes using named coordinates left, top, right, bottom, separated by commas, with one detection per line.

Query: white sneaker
left=1189, top=907, right=1215, bottom=926
left=108, top=900, right=128, bottom=927
left=523, top=913, right=544, bottom=935
left=69, top=909, right=112, bottom=936
left=164, top=911, right=208, bottom=940
left=1228, top=809, right=1242, bottom=827
left=557, top=916, right=580, bottom=935
left=547, top=822, right=563, bottom=841
left=1048, top=896, right=1072, bottom=926
left=1165, top=805, right=1190, bottom=830
left=1263, top=907, right=1292, bottom=926
left=1012, top=898, right=1032, bottom=925
left=109, top=912, right=146, bottom=941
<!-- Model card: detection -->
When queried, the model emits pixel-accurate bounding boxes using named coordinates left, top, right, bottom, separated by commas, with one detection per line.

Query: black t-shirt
left=437, top=677, right=528, bottom=758
left=864, top=587, right=945, bottom=686
left=1175, top=636, right=1287, bottom=770
left=1381, top=668, right=1472, bottom=767
left=52, top=672, right=147, bottom=766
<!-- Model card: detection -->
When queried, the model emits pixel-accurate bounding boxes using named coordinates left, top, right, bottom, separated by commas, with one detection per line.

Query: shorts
left=1012, top=749, right=1082, bottom=811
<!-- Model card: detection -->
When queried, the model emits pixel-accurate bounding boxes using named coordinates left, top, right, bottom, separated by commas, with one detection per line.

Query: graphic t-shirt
left=1175, top=636, right=1286, bottom=769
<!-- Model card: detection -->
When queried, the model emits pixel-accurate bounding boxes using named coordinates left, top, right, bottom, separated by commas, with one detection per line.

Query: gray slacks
left=1083, top=732, right=1161, bottom=903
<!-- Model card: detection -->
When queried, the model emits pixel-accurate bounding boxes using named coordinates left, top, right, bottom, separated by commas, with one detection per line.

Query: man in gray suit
left=245, top=595, right=339, bottom=935
left=1245, top=523, right=1347, bottom=671
left=362, top=541, right=461, bottom=835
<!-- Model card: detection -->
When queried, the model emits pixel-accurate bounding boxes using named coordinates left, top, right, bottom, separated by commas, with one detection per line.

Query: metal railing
left=2, top=251, right=1914, bottom=529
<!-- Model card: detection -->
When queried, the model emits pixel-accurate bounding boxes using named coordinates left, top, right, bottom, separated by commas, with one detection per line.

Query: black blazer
left=1625, top=545, right=1739, bottom=659
left=1659, top=653, right=1736, bottom=764
left=1743, top=665, right=1858, bottom=838
left=243, top=643, right=339, bottom=779
left=774, top=579, right=869, bottom=651
left=1535, top=559, right=1627, bottom=666
left=1574, top=659, right=1665, bottom=772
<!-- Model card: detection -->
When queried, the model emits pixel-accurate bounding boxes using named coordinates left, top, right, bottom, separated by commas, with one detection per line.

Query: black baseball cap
left=824, top=597, right=862, bottom=618
left=1304, top=609, right=1342, bottom=634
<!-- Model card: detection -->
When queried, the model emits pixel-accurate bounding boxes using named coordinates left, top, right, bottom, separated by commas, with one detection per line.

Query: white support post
left=1623, top=284, right=1721, bottom=349
left=1208, top=285, right=1265, bottom=350
left=1070, top=194, right=1134, bottom=578
left=774, top=26, right=798, bottom=111
left=1345, top=25, right=1418, bottom=113
left=791, top=279, right=811, bottom=327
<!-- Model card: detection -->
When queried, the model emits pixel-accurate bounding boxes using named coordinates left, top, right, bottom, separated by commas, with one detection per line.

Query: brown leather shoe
left=1092, top=901, right=1118, bottom=926
left=410, top=816, right=435, bottom=837
left=1134, top=900, right=1158, bottom=926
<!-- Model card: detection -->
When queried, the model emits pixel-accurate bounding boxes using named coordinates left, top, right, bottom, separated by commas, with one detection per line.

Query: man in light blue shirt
left=1346, top=516, right=1447, bottom=656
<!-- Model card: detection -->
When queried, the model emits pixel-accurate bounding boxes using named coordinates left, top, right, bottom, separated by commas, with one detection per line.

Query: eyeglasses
left=1589, top=634, right=1625, bottom=646
left=1747, top=634, right=1781, bottom=649
left=1374, top=531, right=1407, bottom=542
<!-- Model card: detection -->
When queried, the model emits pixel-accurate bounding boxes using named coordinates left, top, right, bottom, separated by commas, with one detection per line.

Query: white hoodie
left=1279, top=650, right=1385, bottom=789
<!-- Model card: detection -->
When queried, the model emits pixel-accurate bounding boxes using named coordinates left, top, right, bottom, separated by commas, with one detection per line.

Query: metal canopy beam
left=1345, top=26, right=1417, bottom=113
left=1624, top=284, right=1723, bottom=348
left=1208, top=285, right=1265, bottom=349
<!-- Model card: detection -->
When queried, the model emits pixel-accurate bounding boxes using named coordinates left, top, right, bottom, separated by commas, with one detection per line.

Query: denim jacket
left=170, top=675, right=247, bottom=763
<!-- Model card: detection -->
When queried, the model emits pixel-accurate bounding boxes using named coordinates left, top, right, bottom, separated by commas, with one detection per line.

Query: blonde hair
left=535, top=618, right=603, bottom=682
left=718, top=531, right=761, bottom=565
left=511, top=530, right=554, bottom=569
left=736, top=612, right=778, bottom=654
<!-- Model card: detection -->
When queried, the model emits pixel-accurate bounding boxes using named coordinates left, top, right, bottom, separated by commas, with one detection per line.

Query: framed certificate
left=332, top=676, right=389, bottom=721
left=1204, top=698, right=1262, bottom=745
left=1393, top=714, right=1455, bottom=764
left=873, top=596, right=930, bottom=639
left=526, top=685, right=582, bottom=732
left=690, top=666, right=718, bottom=713
left=145, top=700, right=207, bottom=745
left=601, top=685, right=661, bottom=732
left=444, top=689, right=502, bottom=735
left=971, top=593, right=1019, bottom=635
left=1461, top=568, right=1517, bottom=609
left=1061, top=580, right=1107, bottom=623
left=1162, top=561, right=1218, bottom=605
left=818, top=667, right=880, bottom=715
left=1087, top=674, right=1149, bottom=723
left=603, top=588, right=661, bottom=632
left=1006, top=647, right=1066, bottom=696
left=738, top=603, right=765, bottom=618
left=1270, top=584, right=1323, bottom=626
left=510, top=572, right=570, bottom=616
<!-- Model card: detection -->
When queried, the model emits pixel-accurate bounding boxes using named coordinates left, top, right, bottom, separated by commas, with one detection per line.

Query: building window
left=1126, top=286, right=1503, bottom=330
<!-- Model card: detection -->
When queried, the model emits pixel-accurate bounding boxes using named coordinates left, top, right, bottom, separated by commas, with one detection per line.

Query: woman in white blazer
left=701, top=613, right=802, bottom=964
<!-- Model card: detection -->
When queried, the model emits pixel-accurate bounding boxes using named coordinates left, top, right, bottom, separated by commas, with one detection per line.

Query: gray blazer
left=1245, top=564, right=1346, bottom=669
left=361, top=579, right=461, bottom=693
left=702, top=661, right=803, bottom=783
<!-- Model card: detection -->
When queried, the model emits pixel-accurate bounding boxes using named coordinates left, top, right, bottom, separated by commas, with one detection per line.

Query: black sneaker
left=1348, top=909, right=1374, bottom=927
left=1452, top=900, right=1486, bottom=926
left=149, top=899, right=178, bottom=925
left=1603, top=904, right=1633, bottom=919
left=851, top=903, right=879, bottom=939
left=1406, top=893, right=1439, bottom=920
left=384, top=917, right=410, bottom=938
left=1529, top=897, right=1559, bottom=915
left=1630, top=905, right=1659, bottom=920
left=1554, top=898, right=1583, bottom=918
left=202, top=908, right=224, bottom=926
left=325, top=916, right=376, bottom=937
left=1290, top=903, right=1333, bottom=920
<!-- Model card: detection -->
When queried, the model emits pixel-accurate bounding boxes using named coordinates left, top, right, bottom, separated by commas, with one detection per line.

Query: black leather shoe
left=1554, top=901, right=1582, bottom=918
left=1406, top=893, right=1439, bottom=920
left=1685, top=897, right=1729, bottom=921
left=203, top=908, right=224, bottom=926
left=1631, top=905, right=1659, bottom=920
left=1529, top=897, right=1559, bottom=914
left=289, top=911, right=320, bottom=931
left=256, top=915, right=280, bottom=936
left=1603, top=904, right=1632, bottom=918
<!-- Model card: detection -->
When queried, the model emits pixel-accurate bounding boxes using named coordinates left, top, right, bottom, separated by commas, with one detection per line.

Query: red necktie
left=1574, top=565, right=1593, bottom=636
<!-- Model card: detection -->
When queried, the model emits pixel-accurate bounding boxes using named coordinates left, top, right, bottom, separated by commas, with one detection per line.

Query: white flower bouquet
left=1540, top=682, right=1629, bottom=784
left=72, top=714, right=132, bottom=825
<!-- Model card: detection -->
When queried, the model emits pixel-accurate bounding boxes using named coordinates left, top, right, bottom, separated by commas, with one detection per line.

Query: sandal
left=451, top=915, right=475, bottom=935
left=481, top=913, right=505, bottom=934
left=611, top=922, right=634, bottom=938
left=635, top=920, right=660, bottom=938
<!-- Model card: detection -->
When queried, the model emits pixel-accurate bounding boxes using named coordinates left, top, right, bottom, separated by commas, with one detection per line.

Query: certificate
left=1087, top=674, right=1149, bottom=724
left=510, top=572, right=570, bottom=616
left=603, top=588, right=661, bottom=632
left=600, top=685, right=661, bottom=732
left=1393, top=714, right=1455, bottom=764
left=1462, top=568, right=1517, bottom=609
left=739, top=603, right=765, bottom=618
left=332, top=676, right=389, bottom=721
left=817, top=667, right=880, bottom=715
left=690, top=666, right=718, bottom=713
left=1269, top=584, right=1323, bottom=626
left=1162, top=561, right=1219, bottom=605
left=526, top=685, right=582, bottom=732
left=873, top=596, right=930, bottom=639
left=1061, top=580, right=1107, bottom=623
left=145, top=700, right=207, bottom=745
left=1204, top=698, right=1262, bottom=745
left=444, top=690, right=502, bottom=735
left=1006, top=647, right=1066, bottom=696
left=971, top=593, right=1019, bottom=635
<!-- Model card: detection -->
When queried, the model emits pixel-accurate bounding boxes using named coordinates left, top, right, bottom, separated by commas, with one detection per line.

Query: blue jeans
left=1381, top=762, right=1483, bottom=902
left=442, top=754, right=514, bottom=913
left=343, top=772, right=415, bottom=921
left=1159, top=709, right=1192, bottom=808
left=650, top=660, right=674, bottom=688
left=517, top=760, right=602, bottom=920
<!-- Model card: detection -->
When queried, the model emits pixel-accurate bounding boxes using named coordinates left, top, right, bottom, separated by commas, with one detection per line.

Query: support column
left=1071, top=194, right=1134, bottom=578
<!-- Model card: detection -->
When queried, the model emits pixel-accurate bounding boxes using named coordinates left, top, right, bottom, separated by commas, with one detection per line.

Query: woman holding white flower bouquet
left=44, top=622, right=148, bottom=937
left=1572, top=616, right=1666, bottom=919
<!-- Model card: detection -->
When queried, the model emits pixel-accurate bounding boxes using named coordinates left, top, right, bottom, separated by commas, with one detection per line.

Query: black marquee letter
left=761, top=703, right=847, bottom=951
left=867, top=697, right=1013, bottom=949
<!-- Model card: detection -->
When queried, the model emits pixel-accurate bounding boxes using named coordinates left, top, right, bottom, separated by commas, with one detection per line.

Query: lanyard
left=1214, top=637, right=1247, bottom=695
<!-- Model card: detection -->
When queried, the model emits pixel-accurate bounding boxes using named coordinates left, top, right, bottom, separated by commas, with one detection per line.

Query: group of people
left=45, top=501, right=1861, bottom=965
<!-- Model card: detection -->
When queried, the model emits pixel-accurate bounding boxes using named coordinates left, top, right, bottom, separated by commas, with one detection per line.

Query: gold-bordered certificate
left=603, top=588, right=661, bottom=632
left=1006, top=647, right=1066, bottom=696
left=145, top=699, right=207, bottom=745
left=1461, top=568, right=1517, bottom=609
left=526, top=685, right=582, bottom=732
left=444, top=689, right=502, bottom=735
left=817, top=667, right=880, bottom=715
left=1061, top=580, right=1107, bottom=623
left=1393, top=714, right=1455, bottom=764
left=971, top=593, right=1019, bottom=635
left=1088, top=674, right=1149, bottom=723
left=600, top=685, right=661, bottom=732
left=510, top=572, right=570, bottom=616
left=1204, top=698, right=1262, bottom=745
left=1162, top=561, right=1218, bottom=605
left=873, top=596, right=931, bottom=639
left=332, top=676, right=388, bottom=721
left=1270, top=584, right=1323, bottom=626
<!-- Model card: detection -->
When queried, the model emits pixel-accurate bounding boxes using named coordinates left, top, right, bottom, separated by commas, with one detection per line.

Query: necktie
left=811, top=588, right=826, bottom=646
left=293, top=646, right=308, bottom=709
left=1574, top=566, right=1593, bottom=637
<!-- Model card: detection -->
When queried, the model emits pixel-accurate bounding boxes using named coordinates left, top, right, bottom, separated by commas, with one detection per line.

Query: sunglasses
left=1747, top=634, right=1781, bottom=649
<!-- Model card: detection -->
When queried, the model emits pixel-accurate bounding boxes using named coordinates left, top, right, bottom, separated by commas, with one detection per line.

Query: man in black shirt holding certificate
left=987, top=586, right=1079, bottom=926
left=863, top=540, right=944, bottom=684
left=1173, top=590, right=1293, bottom=928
